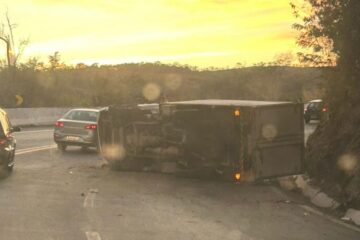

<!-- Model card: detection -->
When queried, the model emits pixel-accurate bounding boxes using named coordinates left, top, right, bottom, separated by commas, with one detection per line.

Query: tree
left=273, top=52, right=295, bottom=66
left=0, top=12, right=28, bottom=68
left=48, top=51, right=62, bottom=70
left=21, top=57, right=44, bottom=71
left=293, top=0, right=360, bottom=207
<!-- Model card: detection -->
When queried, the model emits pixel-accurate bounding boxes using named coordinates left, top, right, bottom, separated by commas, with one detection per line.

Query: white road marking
left=14, top=129, right=53, bottom=134
left=16, top=145, right=57, bottom=155
left=83, top=188, right=99, bottom=208
left=85, top=232, right=102, bottom=240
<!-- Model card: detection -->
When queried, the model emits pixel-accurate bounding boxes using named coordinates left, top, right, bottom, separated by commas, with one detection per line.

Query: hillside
left=0, top=64, right=327, bottom=107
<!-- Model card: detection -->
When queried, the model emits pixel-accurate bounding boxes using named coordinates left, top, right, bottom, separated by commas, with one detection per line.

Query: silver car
left=54, top=108, right=100, bottom=151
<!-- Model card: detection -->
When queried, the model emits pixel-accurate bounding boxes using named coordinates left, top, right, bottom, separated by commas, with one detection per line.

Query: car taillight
left=55, top=121, right=64, bottom=127
left=322, top=107, right=327, bottom=112
left=0, top=138, right=6, bottom=145
left=85, top=124, right=97, bottom=130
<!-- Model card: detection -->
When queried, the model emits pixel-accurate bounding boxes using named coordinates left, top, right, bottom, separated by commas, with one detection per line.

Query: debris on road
left=89, top=188, right=99, bottom=194
left=311, top=192, right=339, bottom=209
left=278, top=174, right=340, bottom=209
left=276, top=199, right=292, bottom=204
left=278, top=176, right=297, bottom=191
left=344, top=208, right=360, bottom=226
left=100, top=161, right=108, bottom=168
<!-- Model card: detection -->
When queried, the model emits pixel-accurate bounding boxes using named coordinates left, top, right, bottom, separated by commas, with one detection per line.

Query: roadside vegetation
left=293, top=0, right=360, bottom=208
left=0, top=56, right=326, bottom=108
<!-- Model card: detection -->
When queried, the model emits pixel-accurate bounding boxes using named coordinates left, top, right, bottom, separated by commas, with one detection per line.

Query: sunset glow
left=2, top=0, right=299, bottom=68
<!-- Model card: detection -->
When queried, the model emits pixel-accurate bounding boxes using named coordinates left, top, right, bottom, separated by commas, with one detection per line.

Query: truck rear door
left=253, top=104, right=304, bottom=178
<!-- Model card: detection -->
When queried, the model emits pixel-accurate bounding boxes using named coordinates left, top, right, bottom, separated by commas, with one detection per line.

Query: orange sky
left=1, top=0, right=300, bottom=68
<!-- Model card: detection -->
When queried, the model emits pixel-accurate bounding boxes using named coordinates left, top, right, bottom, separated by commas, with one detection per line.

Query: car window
left=64, top=110, right=98, bottom=122
left=313, top=102, right=322, bottom=108
left=0, top=112, right=10, bottom=136
left=0, top=116, right=4, bottom=137
left=307, top=103, right=315, bottom=108
left=308, top=102, right=322, bottom=109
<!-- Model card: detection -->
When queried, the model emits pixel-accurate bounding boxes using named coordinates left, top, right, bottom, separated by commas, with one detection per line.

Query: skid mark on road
left=85, top=231, right=102, bottom=240
left=83, top=189, right=99, bottom=208
left=16, top=145, right=56, bottom=155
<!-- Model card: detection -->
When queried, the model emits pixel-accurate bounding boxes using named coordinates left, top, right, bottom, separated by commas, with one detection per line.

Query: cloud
left=12, top=0, right=298, bottom=68
left=70, top=51, right=236, bottom=65
left=269, top=31, right=298, bottom=41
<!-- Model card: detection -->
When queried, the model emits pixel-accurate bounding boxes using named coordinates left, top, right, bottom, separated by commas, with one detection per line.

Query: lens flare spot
left=142, top=83, right=161, bottom=101
left=337, top=154, right=358, bottom=173
left=165, top=74, right=182, bottom=91
left=262, top=124, right=277, bottom=141
left=102, top=144, right=126, bottom=161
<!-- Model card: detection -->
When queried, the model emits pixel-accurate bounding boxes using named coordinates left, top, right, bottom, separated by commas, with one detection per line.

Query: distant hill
left=0, top=63, right=328, bottom=107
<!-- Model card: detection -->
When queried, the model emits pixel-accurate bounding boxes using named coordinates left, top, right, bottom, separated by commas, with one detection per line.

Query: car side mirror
left=11, top=126, right=21, bottom=132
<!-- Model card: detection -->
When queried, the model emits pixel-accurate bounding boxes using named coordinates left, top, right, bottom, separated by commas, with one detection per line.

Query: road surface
left=0, top=125, right=358, bottom=240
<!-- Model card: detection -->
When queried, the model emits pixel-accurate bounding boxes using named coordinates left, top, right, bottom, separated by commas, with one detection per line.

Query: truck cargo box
left=98, top=100, right=304, bottom=181
left=161, top=100, right=304, bottom=180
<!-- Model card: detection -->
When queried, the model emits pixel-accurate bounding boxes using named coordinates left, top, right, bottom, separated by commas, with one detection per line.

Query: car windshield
left=308, top=102, right=322, bottom=108
left=64, top=110, right=98, bottom=122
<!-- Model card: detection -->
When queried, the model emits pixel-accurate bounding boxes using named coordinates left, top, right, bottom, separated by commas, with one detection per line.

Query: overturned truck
left=98, top=100, right=304, bottom=181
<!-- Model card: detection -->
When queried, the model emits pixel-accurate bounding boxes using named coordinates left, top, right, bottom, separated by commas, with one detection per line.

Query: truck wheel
left=57, top=143, right=67, bottom=152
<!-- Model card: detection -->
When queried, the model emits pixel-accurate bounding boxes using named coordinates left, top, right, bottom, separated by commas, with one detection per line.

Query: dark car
left=54, top=108, right=100, bottom=151
left=0, top=108, right=21, bottom=173
left=304, top=99, right=328, bottom=123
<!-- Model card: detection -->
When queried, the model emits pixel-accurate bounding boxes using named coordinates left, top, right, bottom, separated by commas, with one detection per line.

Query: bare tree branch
left=0, top=35, right=11, bottom=67
left=5, top=11, right=15, bottom=49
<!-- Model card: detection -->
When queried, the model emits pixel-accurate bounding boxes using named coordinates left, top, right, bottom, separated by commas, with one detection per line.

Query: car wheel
left=7, top=152, right=15, bottom=171
left=0, top=160, right=12, bottom=177
left=57, top=143, right=67, bottom=151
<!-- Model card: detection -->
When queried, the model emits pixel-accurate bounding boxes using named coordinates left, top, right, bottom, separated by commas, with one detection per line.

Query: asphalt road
left=0, top=125, right=358, bottom=240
